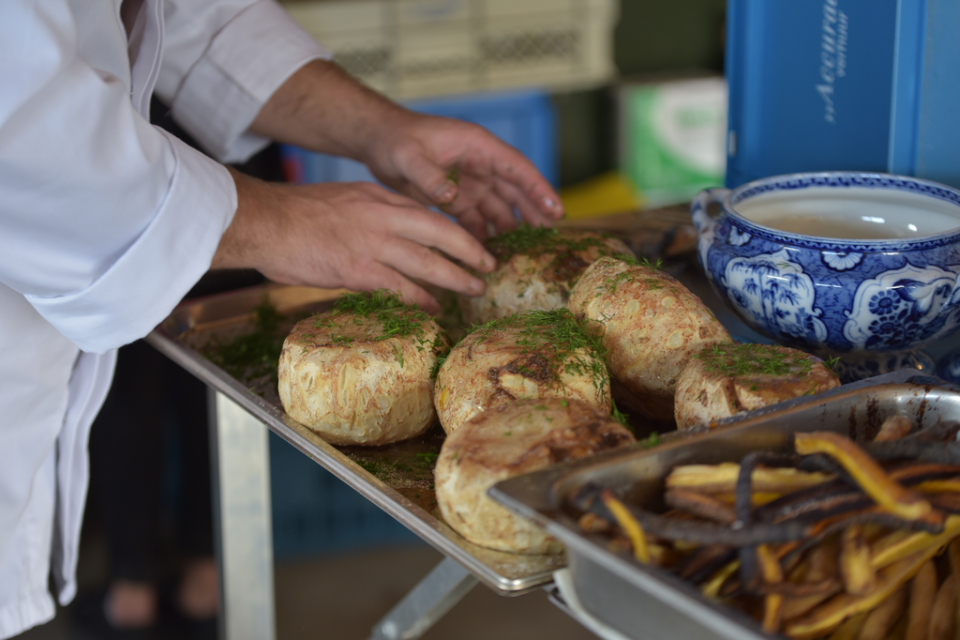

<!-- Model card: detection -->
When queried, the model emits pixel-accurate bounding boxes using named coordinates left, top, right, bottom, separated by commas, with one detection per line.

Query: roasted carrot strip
left=905, top=560, right=936, bottom=640
left=757, top=544, right=784, bottom=634
left=600, top=490, right=649, bottom=563
left=870, top=515, right=960, bottom=569
left=839, top=525, right=877, bottom=595
left=795, top=432, right=933, bottom=521
left=784, top=544, right=942, bottom=640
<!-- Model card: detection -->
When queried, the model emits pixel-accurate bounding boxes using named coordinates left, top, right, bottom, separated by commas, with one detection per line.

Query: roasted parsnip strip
left=600, top=490, right=649, bottom=563
left=826, top=610, right=867, bottom=640
left=783, top=545, right=940, bottom=640
left=916, top=479, right=960, bottom=493
left=887, top=612, right=909, bottom=640
left=782, top=590, right=840, bottom=624
left=665, top=489, right=736, bottom=524
left=857, top=585, right=907, bottom=640
left=757, top=544, right=784, bottom=634
left=676, top=545, right=737, bottom=583
left=928, top=574, right=958, bottom=640
left=701, top=559, right=740, bottom=600
left=865, top=439, right=960, bottom=466
left=795, top=432, right=933, bottom=521
left=875, top=415, right=913, bottom=442
left=905, top=559, right=936, bottom=640
left=870, top=515, right=960, bottom=569
left=712, top=491, right=783, bottom=506
left=949, top=537, right=960, bottom=580
left=666, top=463, right=833, bottom=495
left=839, top=525, right=877, bottom=595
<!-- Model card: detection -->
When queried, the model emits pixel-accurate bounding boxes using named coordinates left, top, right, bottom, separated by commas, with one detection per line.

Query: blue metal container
left=725, top=0, right=960, bottom=190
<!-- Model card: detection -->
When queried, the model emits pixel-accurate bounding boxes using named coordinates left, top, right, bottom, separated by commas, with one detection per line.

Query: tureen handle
left=691, top=188, right=730, bottom=236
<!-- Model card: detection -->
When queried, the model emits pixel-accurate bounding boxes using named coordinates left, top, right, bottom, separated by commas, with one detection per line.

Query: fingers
left=386, top=208, right=496, bottom=275
left=478, top=193, right=519, bottom=235
left=344, top=259, right=440, bottom=314
left=453, top=210, right=490, bottom=241
left=484, top=148, right=564, bottom=221
left=491, top=174, right=557, bottom=227
left=394, top=147, right=460, bottom=207
left=378, top=238, right=486, bottom=299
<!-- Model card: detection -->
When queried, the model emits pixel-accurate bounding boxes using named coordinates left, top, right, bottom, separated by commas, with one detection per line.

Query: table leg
left=209, top=389, right=276, bottom=640
left=367, top=556, right=478, bottom=640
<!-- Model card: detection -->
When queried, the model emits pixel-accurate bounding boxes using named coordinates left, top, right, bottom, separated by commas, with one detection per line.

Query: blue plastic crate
left=725, top=0, right=960, bottom=189
left=280, top=88, right=558, bottom=189
left=268, top=432, right=421, bottom=558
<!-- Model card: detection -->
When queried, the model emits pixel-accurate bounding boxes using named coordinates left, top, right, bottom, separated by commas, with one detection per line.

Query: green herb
left=611, top=398, right=630, bottom=430
left=206, top=298, right=287, bottom=385
left=823, top=355, right=842, bottom=372
left=314, top=290, right=449, bottom=368
left=639, top=432, right=662, bottom=449
left=393, top=343, right=405, bottom=368
left=447, top=166, right=460, bottom=185
left=468, top=308, right=610, bottom=401
left=504, top=430, right=513, bottom=436
left=695, top=343, right=814, bottom=378
left=613, top=253, right=662, bottom=270
left=415, top=451, right=439, bottom=468
left=484, top=224, right=617, bottom=264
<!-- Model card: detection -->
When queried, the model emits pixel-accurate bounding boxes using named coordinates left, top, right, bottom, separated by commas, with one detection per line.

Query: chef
left=0, top=1, right=563, bottom=636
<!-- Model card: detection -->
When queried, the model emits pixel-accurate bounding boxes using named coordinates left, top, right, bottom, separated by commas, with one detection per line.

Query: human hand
left=249, top=61, right=563, bottom=242
left=212, top=170, right=496, bottom=313
left=360, top=110, right=564, bottom=240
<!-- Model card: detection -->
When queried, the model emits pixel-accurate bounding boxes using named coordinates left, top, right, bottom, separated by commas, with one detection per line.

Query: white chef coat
left=0, top=1, right=329, bottom=636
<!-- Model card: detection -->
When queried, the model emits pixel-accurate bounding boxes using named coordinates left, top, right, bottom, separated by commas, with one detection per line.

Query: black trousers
left=88, top=339, right=214, bottom=584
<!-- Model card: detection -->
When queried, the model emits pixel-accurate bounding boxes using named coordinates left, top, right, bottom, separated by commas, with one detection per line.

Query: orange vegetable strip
left=757, top=544, right=784, bottom=634
left=905, top=560, right=937, bottom=640
left=783, top=543, right=941, bottom=640
left=870, top=515, right=960, bottom=569
left=600, top=490, right=649, bottom=564
left=795, top=432, right=932, bottom=520
left=839, top=525, right=877, bottom=595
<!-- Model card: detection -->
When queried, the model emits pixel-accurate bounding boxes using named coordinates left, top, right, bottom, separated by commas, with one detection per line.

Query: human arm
left=209, top=58, right=565, bottom=311
left=247, top=60, right=564, bottom=239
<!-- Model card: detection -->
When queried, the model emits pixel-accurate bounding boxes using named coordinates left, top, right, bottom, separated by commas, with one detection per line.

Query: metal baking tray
left=146, top=283, right=566, bottom=595
left=490, top=369, right=960, bottom=637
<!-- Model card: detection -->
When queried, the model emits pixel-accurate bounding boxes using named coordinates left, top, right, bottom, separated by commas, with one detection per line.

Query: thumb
left=402, top=151, right=460, bottom=206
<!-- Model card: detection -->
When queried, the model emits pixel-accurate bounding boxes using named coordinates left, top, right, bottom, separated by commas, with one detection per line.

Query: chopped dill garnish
left=695, top=343, right=815, bottom=378
left=639, top=432, right=661, bottom=449
left=612, top=253, right=662, bottom=270
left=466, top=308, right=611, bottom=400
left=311, top=290, right=449, bottom=367
left=415, top=451, right=439, bottom=468
left=206, top=297, right=288, bottom=385
left=392, top=343, right=405, bottom=368
left=484, top=224, right=617, bottom=263
left=823, top=355, right=842, bottom=371
left=611, top=398, right=630, bottom=430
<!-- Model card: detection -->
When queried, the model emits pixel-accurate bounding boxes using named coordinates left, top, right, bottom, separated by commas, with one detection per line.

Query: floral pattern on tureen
left=721, top=248, right=828, bottom=345
left=821, top=251, right=863, bottom=271
left=843, top=262, right=960, bottom=351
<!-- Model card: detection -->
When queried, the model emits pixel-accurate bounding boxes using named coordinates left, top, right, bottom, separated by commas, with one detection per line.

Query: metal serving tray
left=147, top=283, right=566, bottom=595
left=490, top=369, right=960, bottom=638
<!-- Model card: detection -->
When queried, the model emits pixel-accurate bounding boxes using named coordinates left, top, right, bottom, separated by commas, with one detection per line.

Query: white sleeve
left=0, top=0, right=236, bottom=354
left=156, top=0, right=332, bottom=163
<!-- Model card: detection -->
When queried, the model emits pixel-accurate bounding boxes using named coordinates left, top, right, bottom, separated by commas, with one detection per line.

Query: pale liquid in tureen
left=751, top=215, right=910, bottom=239
left=735, top=186, right=960, bottom=240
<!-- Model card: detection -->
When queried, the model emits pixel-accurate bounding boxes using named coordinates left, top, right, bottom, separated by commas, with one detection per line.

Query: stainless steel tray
left=147, top=283, right=566, bottom=595
left=490, top=369, right=960, bottom=637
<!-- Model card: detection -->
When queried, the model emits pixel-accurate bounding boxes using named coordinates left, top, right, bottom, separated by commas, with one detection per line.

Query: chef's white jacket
left=0, top=1, right=328, bottom=636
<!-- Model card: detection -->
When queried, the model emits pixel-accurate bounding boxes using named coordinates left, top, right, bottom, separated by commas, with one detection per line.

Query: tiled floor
left=15, top=528, right=597, bottom=640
